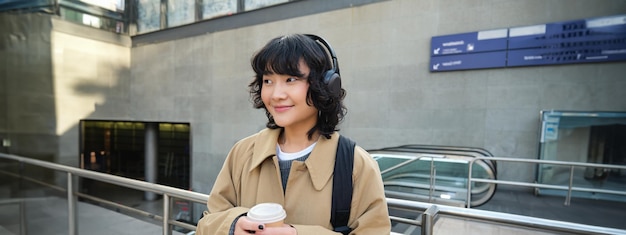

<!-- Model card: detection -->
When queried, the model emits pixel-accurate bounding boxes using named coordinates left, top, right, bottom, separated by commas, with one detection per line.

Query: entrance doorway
left=79, top=120, right=191, bottom=190
left=538, top=111, right=626, bottom=202
left=585, top=124, right=626, bottom=181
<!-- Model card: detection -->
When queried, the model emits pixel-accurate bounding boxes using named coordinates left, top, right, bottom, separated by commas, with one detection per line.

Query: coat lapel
left=248, top=129, right=280, bottom=172
left=246, top=129, right=340, bottom=191
left=306, top=132, right=340, bottom=191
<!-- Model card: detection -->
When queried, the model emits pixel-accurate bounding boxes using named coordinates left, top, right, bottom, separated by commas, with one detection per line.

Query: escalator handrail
left=369, top=147, right=498, bottom=176
left=372, top=151, right=498, bottom=207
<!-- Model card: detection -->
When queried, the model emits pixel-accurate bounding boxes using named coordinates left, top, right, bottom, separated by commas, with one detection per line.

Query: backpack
left=331, top=135, right=355, bottom=235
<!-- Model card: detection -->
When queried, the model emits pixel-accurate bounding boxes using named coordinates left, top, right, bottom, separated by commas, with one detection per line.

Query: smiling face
left=261, top=59, right=318, bottom=131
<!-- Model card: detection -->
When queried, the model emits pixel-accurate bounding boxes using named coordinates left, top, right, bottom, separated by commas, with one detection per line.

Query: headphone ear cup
left=324, top=70, right=341, bottom=97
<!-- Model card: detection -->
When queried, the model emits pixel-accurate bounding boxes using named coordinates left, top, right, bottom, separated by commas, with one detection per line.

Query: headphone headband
left=305, top=34, right=342, bottom=97
left=305, top=34, right=340, bottom=75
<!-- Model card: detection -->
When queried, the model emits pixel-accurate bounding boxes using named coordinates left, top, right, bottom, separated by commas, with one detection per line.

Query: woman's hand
left=233, top=216, right=262, bottom=234
left=234, top=216, right=296, bottom=235
left=255, top=224, right=297, bottom=235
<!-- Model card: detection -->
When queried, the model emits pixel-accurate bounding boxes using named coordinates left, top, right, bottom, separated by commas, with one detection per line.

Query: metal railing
left=2, top=152, right=626, bottom=235
left=0, top=198, right=27, bottom=235
left=0, top=152, right=208, bottom=235
left=466, top=157, right=626, bottom=208
left=376, top=153, right=497, bottom=207
left=379, top=155, right=447, bottom=204
left=388, top=198, right=626, bottom=235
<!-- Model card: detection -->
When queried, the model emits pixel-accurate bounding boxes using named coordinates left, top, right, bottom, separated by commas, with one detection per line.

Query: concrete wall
left=51, top=20, right=131, bottom=166
left=0, top=13, right=57, bottom=162
left=0, top=13, right=131, bottom=169
left=129, top=0, right=626, bottom=193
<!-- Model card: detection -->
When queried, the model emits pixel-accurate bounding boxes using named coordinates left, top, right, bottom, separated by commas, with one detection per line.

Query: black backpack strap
left=331, top=135, right=355, bottom=235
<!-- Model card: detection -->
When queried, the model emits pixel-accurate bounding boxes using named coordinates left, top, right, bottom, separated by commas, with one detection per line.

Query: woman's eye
left=286, top=77, right=298, bottom=82
left=262, top=79, right=272, bottom=85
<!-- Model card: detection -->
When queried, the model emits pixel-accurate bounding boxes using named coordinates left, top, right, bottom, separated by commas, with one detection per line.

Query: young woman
left=196, top=34, right=390, bottom=235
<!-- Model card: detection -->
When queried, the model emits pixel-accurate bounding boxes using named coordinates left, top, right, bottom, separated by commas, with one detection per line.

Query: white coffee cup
left=247, top=203, right=287, bottom=227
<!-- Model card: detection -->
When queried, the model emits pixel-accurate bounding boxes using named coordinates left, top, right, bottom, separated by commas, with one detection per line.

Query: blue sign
left=429, top=14, right=626, bottom=72
left=430, top=51, right=507, bottom=72
left=430, top=29, right=508, bottom=56
left=509, top=16, right=626, bottom=50
left=508, top=46, right=626, bottom=67
left=508, top=15, right=626, bottom=67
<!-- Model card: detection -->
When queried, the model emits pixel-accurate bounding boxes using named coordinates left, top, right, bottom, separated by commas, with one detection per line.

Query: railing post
left=429, top=158, right=435, bottom=202
left=433, top=168, right=437, bottom=200
left=421, top=205, right=438, bottom=235
left=67, top=172, right=77, bottom=235
left=163, top=194, right=171, bottom=235
left=19, top=200, right=27, bottom=235
left=565, top=166, right=574, bottom=206
left=466, top=160, right=474, bottom=208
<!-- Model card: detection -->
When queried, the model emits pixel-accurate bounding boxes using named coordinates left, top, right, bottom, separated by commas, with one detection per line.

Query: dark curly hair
left=249, top=34, right=347, bottom=140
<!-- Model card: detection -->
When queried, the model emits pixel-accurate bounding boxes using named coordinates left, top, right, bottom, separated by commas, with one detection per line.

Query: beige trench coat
left=196, top=128, right=391, bottom=235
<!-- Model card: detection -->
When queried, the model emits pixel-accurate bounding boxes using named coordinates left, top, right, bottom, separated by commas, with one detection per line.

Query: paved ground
left=0, top=196, right=187, bottom=235
left=389, top=186, right=626, bottom=234
left=475, top=187, right=626, bottom=230
left=0, top=178, right=189, bottom=235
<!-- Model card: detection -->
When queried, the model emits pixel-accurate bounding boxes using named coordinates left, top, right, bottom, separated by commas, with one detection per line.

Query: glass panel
left=59, top=7, right=126, bottom=33
left=373, top=153, right=496, bottom=207
left=79, top=0, right=125, bottom=12
left=136, top=0, right=161, bottom=33
left=0, top=159, right=68, bottom=233
left=0, top=0, right=54, bottom=12
left=167, top=0, right=195, bottom=28
left=373, top=155, right=412, bottom=172
left=80, top=121, right=191, bottom=190
left=380, top=157, right=493, bottom=190
left=538, top=111, right=626, bottom=202
left=244, top=0, right=289, bottom=11
left=158, top=123, right=191, bottom=189
left=202, top=0, right=237, bottom=19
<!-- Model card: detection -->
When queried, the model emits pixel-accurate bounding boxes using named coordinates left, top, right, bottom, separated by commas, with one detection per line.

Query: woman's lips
left=273, top=105, right=292, bottom=112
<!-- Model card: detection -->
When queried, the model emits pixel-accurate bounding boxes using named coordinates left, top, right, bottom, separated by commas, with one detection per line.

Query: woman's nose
left=271, top=83, right=287, bottom=100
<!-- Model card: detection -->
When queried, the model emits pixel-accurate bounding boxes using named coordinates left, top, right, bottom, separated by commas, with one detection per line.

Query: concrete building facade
left=1, top=0, right=625, bottom=207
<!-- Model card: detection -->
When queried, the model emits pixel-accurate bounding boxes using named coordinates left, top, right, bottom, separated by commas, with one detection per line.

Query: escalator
left=369, top=145, right=497, bottom=207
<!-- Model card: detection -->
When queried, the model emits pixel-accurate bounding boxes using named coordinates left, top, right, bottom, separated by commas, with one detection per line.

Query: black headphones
left=305, top=34, right=342, bottom=97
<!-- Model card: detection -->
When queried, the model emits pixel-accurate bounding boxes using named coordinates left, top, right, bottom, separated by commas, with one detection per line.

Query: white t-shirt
left=276, top=142, right=317, bottom=161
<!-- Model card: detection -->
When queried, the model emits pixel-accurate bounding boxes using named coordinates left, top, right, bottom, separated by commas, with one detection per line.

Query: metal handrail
left=390, top=198, right=626, bottom=235
left=377, top=153, right=497, bottom=207
left=0, top=152, right=208, bottom=235
left=466, top=157, right=626, bottom=208
left=0, top=167, right=201, bottom=231
left=3, top=152, right=626, bottom=235
left=378, top=155, right=446, bottom=204
left=0, top=198, right=27, bottom=235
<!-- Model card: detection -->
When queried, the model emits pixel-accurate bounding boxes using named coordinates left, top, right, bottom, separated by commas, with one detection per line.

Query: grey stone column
left=144, top=122, right=158, bottom=200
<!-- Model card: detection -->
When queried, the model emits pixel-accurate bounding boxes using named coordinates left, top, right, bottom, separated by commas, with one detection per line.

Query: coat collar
left=249, top=128, right=340, bottom=191
left=249, top=128, right=280, bottom=169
